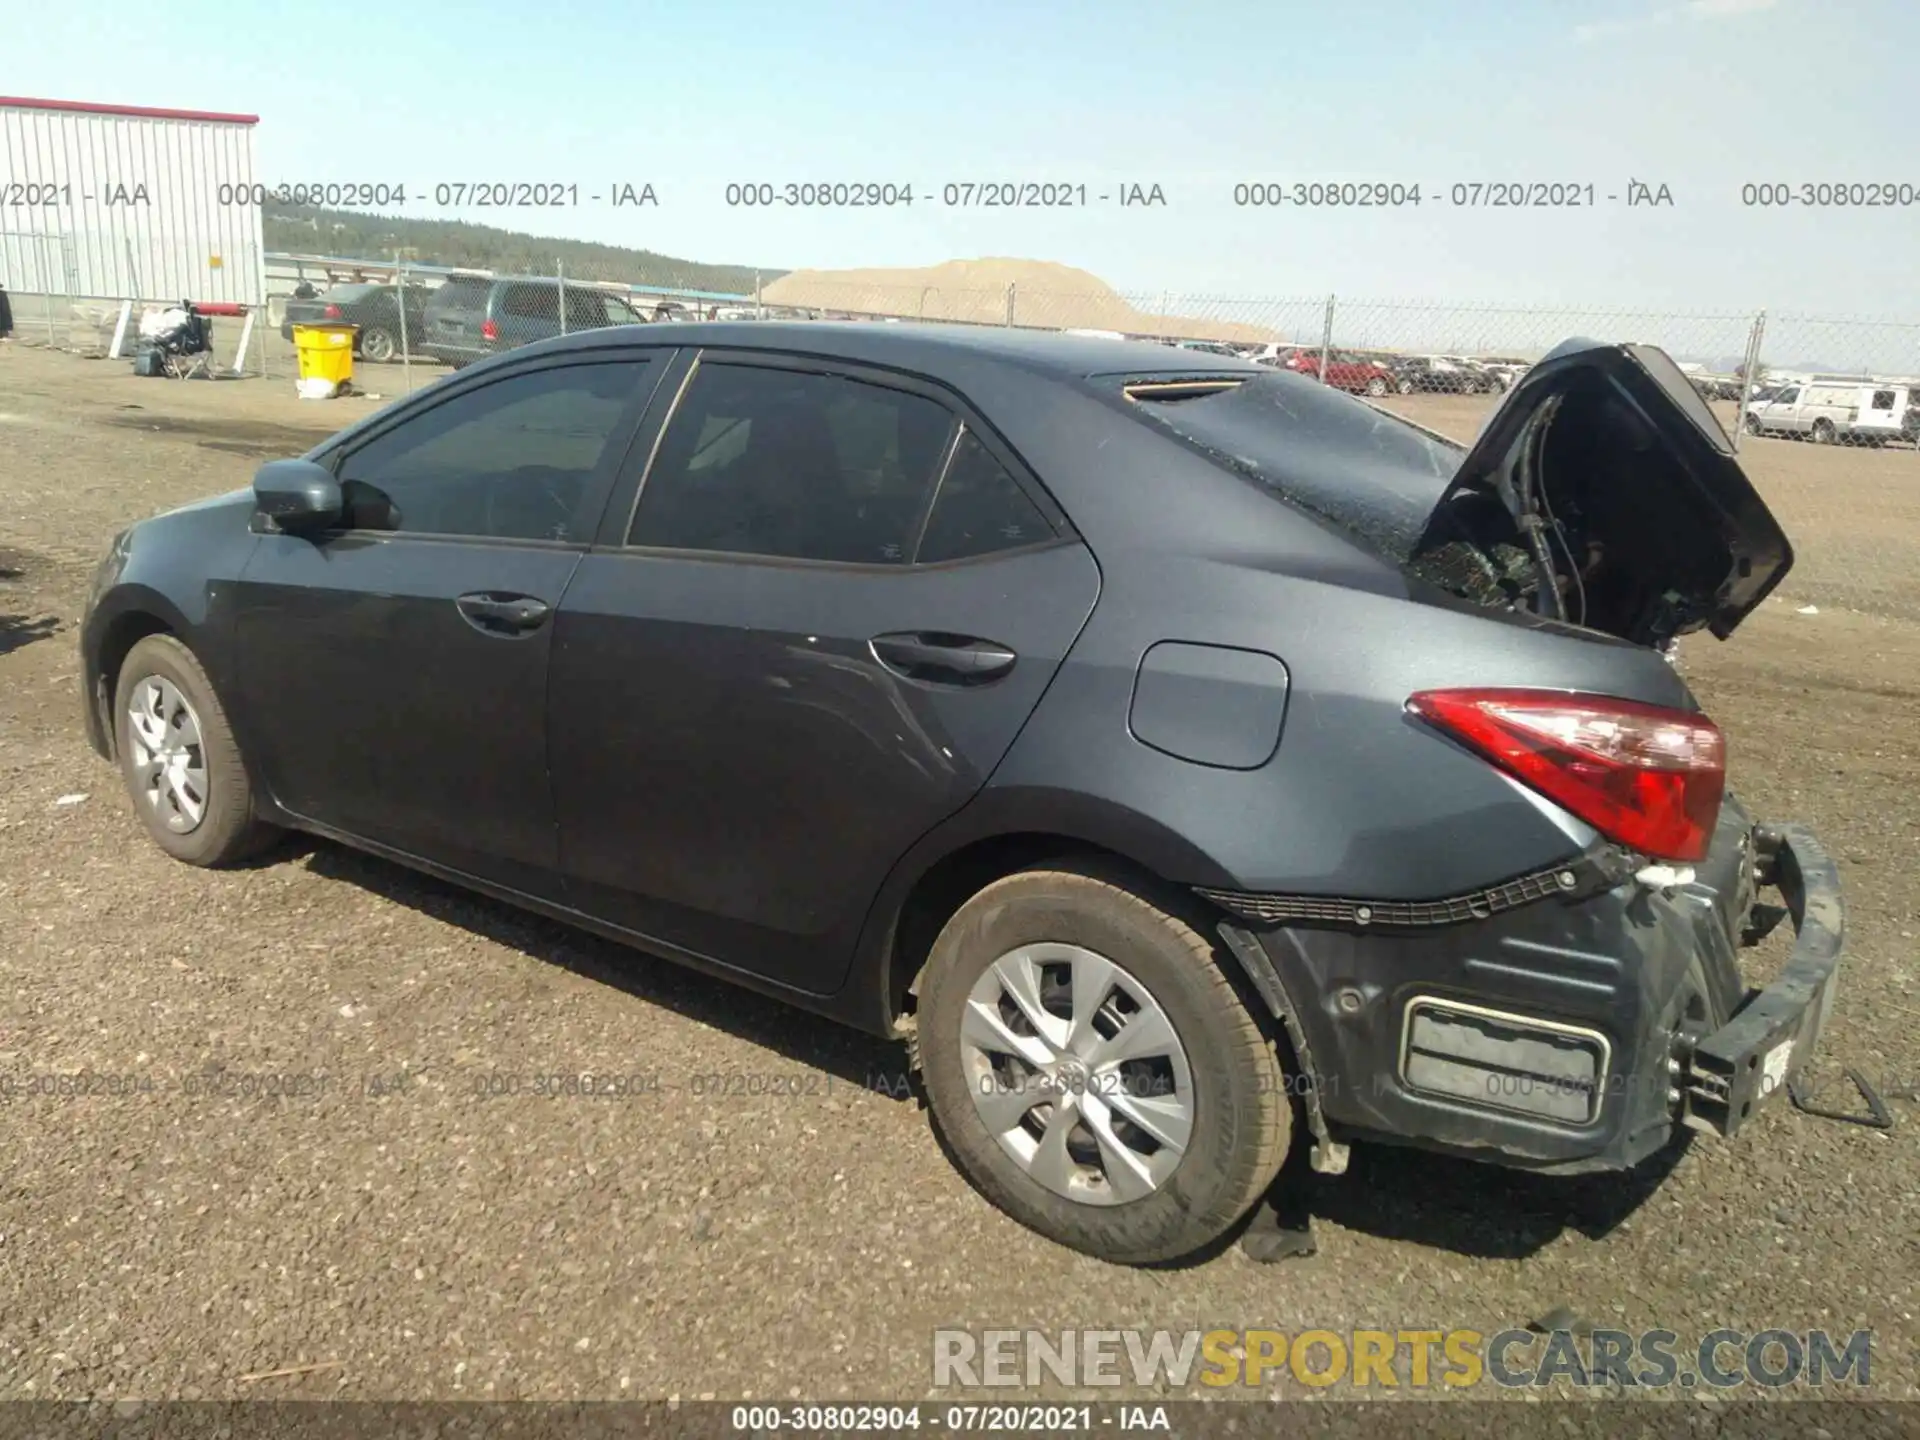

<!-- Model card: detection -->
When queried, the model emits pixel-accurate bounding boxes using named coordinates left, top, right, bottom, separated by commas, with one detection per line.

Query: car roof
left=511, top=320, right=1272, bottom=381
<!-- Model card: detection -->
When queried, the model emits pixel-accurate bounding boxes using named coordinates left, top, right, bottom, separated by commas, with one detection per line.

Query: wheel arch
left=83, top=592, right=191, bottom=757
left=843, top=786, right=1244, bottom=1038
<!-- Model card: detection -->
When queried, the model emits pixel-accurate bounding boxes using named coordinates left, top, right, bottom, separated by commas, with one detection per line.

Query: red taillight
left=1406, top=688, right=1726, bottom=863
left=481, top=318, right=499, bottom=341
left=322, top=303, right=342, bottom=319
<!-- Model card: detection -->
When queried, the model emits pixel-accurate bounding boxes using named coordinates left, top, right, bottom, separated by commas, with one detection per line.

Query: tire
left=1364, top=376, right=1388, bottom=397
left=1396, top=378, right=1415, bottom=395
left=113, top=635, right=277, bottom=866
left=1811, top=419, right=1836, bottom=445
left=359, top=325, right=397, bottom=363
left=914, top=865, right=1292, bottom=1265
left=1745, top=414, right=1763, bottom=435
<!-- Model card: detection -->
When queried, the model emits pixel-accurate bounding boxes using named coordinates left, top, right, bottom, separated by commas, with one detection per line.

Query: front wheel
left=1396, top=378, right=1415, bottom=395
left=113, top=635, right=278, bottom=866
left=914, top=866, right=1292, bottom=1265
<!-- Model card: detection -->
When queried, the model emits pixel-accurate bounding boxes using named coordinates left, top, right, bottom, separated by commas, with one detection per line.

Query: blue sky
left=11, top=0, right=1919, bottom=317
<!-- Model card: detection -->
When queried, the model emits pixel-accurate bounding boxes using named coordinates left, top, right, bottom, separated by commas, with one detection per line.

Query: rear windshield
left=426, top=279, right=491, bottom=312
left=1111, top=371, right=1462, bottom=561
left=320, top=283, right=383, bottom=304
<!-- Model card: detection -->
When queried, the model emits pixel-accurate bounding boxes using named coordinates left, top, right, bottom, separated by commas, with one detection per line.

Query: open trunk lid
left=1112, top=336, right=1793, bottom=649
left=1412, top=337, right=1794, bottom=645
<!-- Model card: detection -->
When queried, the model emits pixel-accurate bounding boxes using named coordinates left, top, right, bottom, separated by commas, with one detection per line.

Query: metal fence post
left=1317, top=293, right=1336, bottom=384
left=396, top=251, right=412, bottom=395
left=557, top=259, right=567, bottom=336
left=44, top=235, right=58, bottom=345
left=1005, top=282, right=1015, bottom=327
left=1732, top=309, right=1766, bottom=451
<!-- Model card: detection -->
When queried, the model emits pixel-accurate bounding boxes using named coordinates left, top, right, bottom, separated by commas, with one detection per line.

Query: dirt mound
left=760, top=258, right=1286, bottom=342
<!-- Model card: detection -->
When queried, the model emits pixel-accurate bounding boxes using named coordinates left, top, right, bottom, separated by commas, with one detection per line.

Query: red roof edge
left=0, top=96, right=259, bottom=125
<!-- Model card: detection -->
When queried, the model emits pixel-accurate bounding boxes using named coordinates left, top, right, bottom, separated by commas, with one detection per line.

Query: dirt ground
left=0, top=343, right=1915, bottom=1404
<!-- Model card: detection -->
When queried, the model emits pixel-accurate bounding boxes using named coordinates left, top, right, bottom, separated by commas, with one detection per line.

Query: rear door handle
left=869, top=632, right=1017, bottom=687
left=456, top=591, right=552, bottom=636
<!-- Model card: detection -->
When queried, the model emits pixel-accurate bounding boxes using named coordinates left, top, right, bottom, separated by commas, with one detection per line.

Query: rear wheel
left=914, top=865, right=1291, bottom=1265
left=359, top=325, right=397, bottom=363
left=113, top=635, right=277, bottom=866
left=1811, top=418, right=1836, bottom=445
left=1364, top=375, right=1388, bottom=397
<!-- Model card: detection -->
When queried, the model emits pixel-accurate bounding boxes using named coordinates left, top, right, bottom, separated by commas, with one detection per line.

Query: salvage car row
left=273, top=275, right=1531, bottom=396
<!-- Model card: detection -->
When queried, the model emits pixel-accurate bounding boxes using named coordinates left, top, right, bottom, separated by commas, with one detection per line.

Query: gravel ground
left=0, top=344, right=1915, bottom=1404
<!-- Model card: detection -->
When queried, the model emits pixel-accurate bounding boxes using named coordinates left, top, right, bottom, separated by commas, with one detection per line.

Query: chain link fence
left=6, top=238, right=1917, bottom=622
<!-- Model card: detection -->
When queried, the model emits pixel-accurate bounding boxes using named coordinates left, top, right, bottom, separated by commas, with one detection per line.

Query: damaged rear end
left=1124, top=341, right=1843, bottom=1173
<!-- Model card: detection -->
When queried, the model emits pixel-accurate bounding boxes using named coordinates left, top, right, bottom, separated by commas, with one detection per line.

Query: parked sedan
left=1281, top=346, right=1397, bottom=396
left=79, top=325, right=1840, bottom=1266
left=280, top=282, right=432, bottom=363
left=1388, top=355, right=1481, bottom=395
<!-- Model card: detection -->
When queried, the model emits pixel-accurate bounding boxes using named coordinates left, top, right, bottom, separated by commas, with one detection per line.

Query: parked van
left=1744, top=379, right=1917, bottom=446
left=420, top=274, right=649, bottom=369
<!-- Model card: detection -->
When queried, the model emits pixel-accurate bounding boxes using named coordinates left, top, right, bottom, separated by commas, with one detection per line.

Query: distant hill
left=262, top=204, right=783, bottom=294
left=763, top=258, right=1295, bottom=342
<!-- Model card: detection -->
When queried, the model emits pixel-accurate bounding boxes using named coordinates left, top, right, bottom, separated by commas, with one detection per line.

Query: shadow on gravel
left=0, top=612, right=61, bottom=656
left=1304, top=1134, right=1691, bottom=1260
left=295, top=838, right=910, bottom=1094
left=274, top=834, right=1693, bottom=1263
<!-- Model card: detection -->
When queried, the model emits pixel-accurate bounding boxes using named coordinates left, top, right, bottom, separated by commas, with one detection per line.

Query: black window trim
left=307, top=347, right=670, bottom=549
left=607, top=346, right=1075, bottom=573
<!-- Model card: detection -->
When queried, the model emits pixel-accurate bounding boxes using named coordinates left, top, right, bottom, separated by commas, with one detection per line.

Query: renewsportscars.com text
left=932, top=1327, right=1873, bottom=1390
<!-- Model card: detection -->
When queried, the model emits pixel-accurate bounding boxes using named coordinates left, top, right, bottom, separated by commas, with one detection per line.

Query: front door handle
left=870, top=632, right=1018, bottom=687
left=456, top=591, right=552, bottom=636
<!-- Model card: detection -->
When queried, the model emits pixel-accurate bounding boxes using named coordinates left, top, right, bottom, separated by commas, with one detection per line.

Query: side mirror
left=253, top=458, right=342, bottom=533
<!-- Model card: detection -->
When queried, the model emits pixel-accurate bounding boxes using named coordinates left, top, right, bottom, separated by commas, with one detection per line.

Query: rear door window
left=563, top=287, right=609, bottom=331
left=628, top=362, right=956, bottom=564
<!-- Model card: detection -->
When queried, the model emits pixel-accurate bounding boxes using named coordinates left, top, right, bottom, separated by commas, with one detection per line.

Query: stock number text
left=725, top=182, right=914, bottom=207
left=218, top=182, right=407, bottom=208
left=1741, top=182, right=1920, bottom=207
left=1235, top=181, right=1422, bottom=207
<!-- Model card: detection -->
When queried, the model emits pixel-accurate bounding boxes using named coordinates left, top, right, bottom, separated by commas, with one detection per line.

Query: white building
left=0, top=95, right=263, bottom=306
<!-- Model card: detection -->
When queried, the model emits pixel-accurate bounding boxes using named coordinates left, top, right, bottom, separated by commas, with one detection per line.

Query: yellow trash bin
left=291, top=322, right=358, bottom=392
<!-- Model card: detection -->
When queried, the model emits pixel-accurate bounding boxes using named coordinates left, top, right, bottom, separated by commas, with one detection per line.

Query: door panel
left=235, top=537, right=580, bottom=893
left=549, top=542, right=1101, bottom=991
left=230, top=355, right=661, bottom=894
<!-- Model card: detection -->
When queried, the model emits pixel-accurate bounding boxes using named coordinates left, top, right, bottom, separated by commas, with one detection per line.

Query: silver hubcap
left=961, top=944, right=1195, bottom=1207
left=126, top=676, right=209, bottom=834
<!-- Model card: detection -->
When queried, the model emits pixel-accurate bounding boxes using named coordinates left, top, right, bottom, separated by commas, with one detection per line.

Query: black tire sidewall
left=360, top=326, right=396, bottom=362
left=917, top=871, right=1287, bottom=1264
left=112, top=637, right=257, bottom=865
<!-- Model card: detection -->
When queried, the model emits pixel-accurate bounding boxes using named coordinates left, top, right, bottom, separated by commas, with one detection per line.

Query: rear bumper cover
left=1217, top=819, right=1843, bottom=1174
